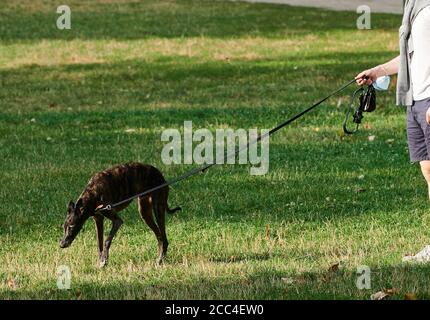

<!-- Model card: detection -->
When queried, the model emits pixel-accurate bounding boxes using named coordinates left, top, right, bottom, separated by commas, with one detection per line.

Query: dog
left=60, top=162, right=181, bottom=267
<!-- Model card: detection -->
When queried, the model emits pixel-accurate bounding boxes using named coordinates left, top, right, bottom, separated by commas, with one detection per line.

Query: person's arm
left=355, top=55, right=400, bottom=85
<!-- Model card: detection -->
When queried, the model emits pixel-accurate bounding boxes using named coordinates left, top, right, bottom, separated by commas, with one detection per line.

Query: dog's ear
left=76, top=198, right=84, bottom=215
left=68, top=200, right=75, bottom=212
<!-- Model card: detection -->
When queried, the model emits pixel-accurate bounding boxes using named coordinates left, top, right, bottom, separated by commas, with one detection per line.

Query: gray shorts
left=407, top=97, right=430, bottom=162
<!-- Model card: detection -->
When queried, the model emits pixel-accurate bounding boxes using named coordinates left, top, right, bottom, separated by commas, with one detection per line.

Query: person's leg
left=403, top=101, right=430, bottom=262
left=414, top=99, right=430, bottom=201
left=420, top=161, right=430, bottom=201
left=406, top=104, right=428, bottom=164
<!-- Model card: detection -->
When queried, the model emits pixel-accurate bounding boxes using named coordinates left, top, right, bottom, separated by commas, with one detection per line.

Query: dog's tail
left=167, top=205, right=181, bottom=214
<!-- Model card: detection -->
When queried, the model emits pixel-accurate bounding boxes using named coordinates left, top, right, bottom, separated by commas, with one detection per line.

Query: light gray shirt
left=411, top=6, right=430, bottom=100
left=397, top=0, right=430, bottom=106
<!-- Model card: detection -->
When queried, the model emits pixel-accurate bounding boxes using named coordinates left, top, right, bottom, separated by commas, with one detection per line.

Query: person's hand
left=426, top=107, right=430, bottom=125
left=355, top=67, right=379, bottom=86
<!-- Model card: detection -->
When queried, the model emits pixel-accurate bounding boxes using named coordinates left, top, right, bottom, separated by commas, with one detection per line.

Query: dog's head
left=60, top=199, right=88, bottom=248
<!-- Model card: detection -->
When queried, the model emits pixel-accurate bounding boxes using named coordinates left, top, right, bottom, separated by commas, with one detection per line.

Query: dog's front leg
left=93, top=215, right=104, bottom=266
left=100, top=212, right=123, bottom=268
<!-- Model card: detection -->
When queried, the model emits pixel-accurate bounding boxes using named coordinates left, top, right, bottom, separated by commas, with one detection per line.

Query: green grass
left=1, top=0, right=430, bottom=300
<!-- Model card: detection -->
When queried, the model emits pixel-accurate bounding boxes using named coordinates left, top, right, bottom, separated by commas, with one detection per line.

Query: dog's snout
left=59, top=239, right=68, bottom=248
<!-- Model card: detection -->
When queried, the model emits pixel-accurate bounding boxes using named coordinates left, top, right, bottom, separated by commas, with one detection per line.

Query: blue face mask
left=372, top=75, right=391, bottom=91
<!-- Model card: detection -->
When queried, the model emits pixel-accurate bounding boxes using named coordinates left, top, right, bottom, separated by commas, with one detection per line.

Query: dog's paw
left=99, top=252, right=109, bottom=268
left=99, top=258, right=108, bottom=268
left=157, top=254, right=166, bottom=266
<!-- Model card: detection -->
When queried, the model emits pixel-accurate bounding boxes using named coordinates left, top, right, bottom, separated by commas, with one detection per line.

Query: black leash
left=96, top=78, right=357, bottom=212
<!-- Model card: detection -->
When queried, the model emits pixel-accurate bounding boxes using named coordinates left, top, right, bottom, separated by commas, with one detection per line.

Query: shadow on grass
left=2, top=264, right=430, bottom=299
left=0, top=0, right=401, bottom=42
left=0, top=50, right=398, bottom=114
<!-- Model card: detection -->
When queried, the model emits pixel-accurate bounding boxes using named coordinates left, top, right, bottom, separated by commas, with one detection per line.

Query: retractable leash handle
left=96, top=78, right=358, bottom=212
left=343, top=87, right=364, bottom=134
left=342, top=84, right=377, bottom=135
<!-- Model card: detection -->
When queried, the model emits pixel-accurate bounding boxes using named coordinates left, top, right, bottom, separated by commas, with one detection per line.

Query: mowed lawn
left=1, top=0, right=430, bottom=300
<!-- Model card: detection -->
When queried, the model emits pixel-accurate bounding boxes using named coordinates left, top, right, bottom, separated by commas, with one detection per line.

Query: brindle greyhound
left=60, top=162, right=181, bottom=267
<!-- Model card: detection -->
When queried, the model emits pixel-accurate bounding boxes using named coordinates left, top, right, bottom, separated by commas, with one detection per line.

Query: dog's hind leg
left=138, top=196, right=164, bottom=265
left=152, top=190, right=169, bottom=265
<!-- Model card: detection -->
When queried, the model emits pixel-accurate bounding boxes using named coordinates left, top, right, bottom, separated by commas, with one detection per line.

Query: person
left=356, top=1, right=430, bottom=204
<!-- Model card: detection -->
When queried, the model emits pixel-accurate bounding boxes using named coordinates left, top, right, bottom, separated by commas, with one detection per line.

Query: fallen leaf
left=385, top=288, right=398, bottom=296
left=404, top=293, right=417, bottom=300
left=371, top=291, right=389, bottom=300
left=76, top=289, right=82, bottom=300
left=7, top=278, right=18, bottom=290
left=328, top=263, right=339, bottom=272
left=368, top=135, right=376, bottom=142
